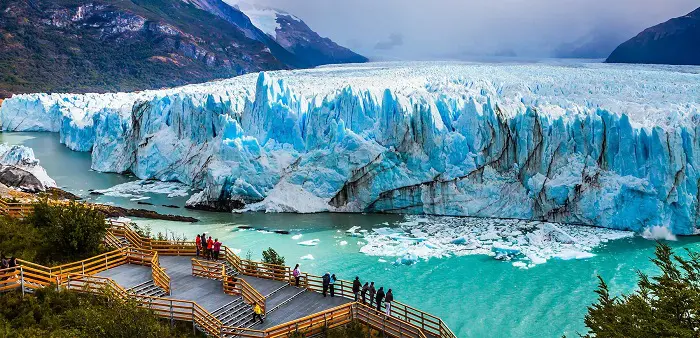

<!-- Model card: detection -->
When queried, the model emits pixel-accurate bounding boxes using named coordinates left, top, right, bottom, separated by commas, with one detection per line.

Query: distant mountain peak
left=606, top=6, right=700, bottom=66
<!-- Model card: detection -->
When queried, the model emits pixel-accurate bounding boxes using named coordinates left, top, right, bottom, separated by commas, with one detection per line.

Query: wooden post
left=192, top=306, right=196, bottom=335
left=170, top=300, right=174, bottom=327
left=20, top=267, right=25, bottom=297
left=82, top=261, right=85, bottom=274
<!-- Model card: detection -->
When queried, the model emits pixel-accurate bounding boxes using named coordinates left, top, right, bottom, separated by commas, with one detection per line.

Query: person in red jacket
left=206, top=236, right=214, bottom=260
left=195, top=234, right=202, bottom=257
left=213, top=238, right=222, bottom=260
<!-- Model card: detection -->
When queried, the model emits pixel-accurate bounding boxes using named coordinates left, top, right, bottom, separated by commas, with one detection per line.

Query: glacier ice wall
left=2, top=62, right=700, bottom=234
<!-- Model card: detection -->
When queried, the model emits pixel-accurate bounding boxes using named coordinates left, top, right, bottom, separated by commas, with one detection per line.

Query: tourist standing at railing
left=252, top=302, right=264, bottom=324
left=368, top=282, right=376, bottom=307
left=375, top=287, right=385, bottom=312
left=292, top=264, right=301, bottom=287
left=213, top=238, right=222, bottom=260
left=206, top=236, right=214, bottom=260
left=322, top=272, right=331, bottom=297
left=385, top=289, right=394, bottom=316
left=361, top=282, right=369, bottom=304
left=201, top=233, right=207, bottom=258
left=329, top=274, right=337, bottom=297
left=352, top=276, right=361, bottom=301
left=1, top=256, right=7, bottom=269
left=195, top=234, right=202, bottom=257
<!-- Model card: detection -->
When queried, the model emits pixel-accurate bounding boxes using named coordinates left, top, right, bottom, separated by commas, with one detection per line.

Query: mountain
left=0, top=0, right=287, bottom=97
left=225, top=1, right=368, bottom=67
left=606, top=7, right=700, bottom=65
left=0, top=0, right=366, bottom=98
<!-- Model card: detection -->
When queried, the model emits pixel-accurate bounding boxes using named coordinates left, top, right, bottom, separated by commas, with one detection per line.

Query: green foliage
left=28, top=200, right=107, bottom=264
left=583, top=243, right=700, bottom=337
left=262, top=247, right=285, bottom=266
left=0, top=200, right=106, bottom=265
left=0, top=287, right=197, bottom=337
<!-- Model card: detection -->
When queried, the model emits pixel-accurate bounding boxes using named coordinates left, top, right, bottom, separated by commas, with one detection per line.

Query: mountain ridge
left=606, top=6, right=700, bottom=65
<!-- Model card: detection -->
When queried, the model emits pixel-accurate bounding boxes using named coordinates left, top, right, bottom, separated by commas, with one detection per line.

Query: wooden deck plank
left=96, top=264, right=151, bottom=289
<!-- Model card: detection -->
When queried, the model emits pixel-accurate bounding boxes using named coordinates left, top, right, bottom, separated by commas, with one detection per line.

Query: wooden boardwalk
left=2, top=220, right=456, bottom=338
left=98, top=255, right=352, bottom=327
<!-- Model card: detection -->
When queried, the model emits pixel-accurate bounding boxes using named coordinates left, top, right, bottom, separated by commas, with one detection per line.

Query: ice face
left=2, top=61, right=700, bottom=234
left=0, top=143, right=56, bottom=190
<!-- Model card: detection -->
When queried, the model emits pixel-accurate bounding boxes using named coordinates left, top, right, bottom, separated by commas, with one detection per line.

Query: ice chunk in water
left=298, top=239, right=320, bottom=246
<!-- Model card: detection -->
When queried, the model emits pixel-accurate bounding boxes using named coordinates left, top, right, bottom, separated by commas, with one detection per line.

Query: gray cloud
left=374, top=33, right=403, bottom=50
left=240, top=0, right=699, bottom=61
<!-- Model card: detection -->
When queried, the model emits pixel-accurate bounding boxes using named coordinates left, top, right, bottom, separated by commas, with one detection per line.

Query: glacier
left=2, top=61, right=700, bottom=234
left=0, top=143, right=56, bottom=192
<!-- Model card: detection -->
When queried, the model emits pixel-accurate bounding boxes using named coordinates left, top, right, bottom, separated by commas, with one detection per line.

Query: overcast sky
left=243, top=0, right=699, bottom=60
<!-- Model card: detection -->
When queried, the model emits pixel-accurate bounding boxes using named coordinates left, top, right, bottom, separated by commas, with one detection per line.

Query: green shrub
left=262, top=247, right=285, bottom=266
left=28, top=200, right=108, bottom=264
left=0, top=288, right=197, bottom=337
left=582, top=243, right=700, bottom=337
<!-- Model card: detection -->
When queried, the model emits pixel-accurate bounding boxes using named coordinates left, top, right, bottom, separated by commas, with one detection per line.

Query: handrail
left=105, top=220, right=456, bottom=338
left=151, top=251, right=171, bottom=295
left=239, top=278, right=266, bottom=315
left=191, top=258, right=225, bottom=280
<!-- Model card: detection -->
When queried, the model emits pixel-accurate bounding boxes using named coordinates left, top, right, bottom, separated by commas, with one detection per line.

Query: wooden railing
left=0, top=199, right=33, bottom=218
left=151, top=251, right=171, bottom=295
left=191, top=258, right=224, bottom=280
left=239, top=278, right=266, bottom=314
left=264, top=303, right=354, bottom=338
left=106, top=221, right=457, bottom=338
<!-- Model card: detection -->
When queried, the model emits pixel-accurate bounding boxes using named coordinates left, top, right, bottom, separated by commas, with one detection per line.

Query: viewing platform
left=0, top=220, right=456, bottom=338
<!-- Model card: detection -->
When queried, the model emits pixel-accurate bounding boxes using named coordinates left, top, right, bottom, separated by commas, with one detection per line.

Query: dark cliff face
left=606, top=7, right=700, bottom=65
left=0, top=0, right=287, bottom=97
left=274, top=15, right=368, bottom=67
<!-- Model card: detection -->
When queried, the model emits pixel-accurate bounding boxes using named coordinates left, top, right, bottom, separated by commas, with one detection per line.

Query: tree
left=28, top=200, right=107, bottom=264
left=262, top=248, right=285, bottom=266
left=582, top=243, right=700, bottom=337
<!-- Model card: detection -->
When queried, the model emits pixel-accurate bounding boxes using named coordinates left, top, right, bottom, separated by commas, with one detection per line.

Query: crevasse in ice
left=2, top=62, right=700, bottom=234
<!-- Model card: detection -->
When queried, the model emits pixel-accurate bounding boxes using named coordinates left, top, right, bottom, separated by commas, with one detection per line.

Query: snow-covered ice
left=3, top=61, right=700, bottom=233
left=93, top=180, right=190, bottom=199
left=0, top=143, right=56, bottom=190
left=298, top=239, right=320, bottom=246
left=359, top=215, right=634, bottom=266
left=300, top=254, right=314, bottom=260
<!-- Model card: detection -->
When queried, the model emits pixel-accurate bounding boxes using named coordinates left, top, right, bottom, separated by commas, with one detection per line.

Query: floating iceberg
left=360, top=215, right=633, bottom=265
left=93, top=180, right=190, bottom=199
left=298, top=239, right=320, bottom=246
left=3, top=61, right=700, bottom=234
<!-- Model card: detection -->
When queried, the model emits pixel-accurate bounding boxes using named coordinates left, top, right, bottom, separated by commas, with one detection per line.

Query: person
left=368, top=282, right=376, bottom=307
left=195, top=234, right=202, bottom=257
left=0, top=256, right=7, bottom=269
left=213, top=238, right=222, bottom=260
left=329, top=274, right=337, bottom=297
left=385, top=289, right=394, bottom=316
left=322, top=272, right=331, bottom=297
left=201, top=233, right=207, bottom=257
left=206, top=236, right=214, bottom=260
left=292, top=264, right=301, bottom=287
left=352, top=277, right=361, bottom=302
left=375, top=287, right=385, bottom=312
left=8, top=257, right=16, bottom=268
left=361, top=282, right=369, bottom=304
left=252, top=302, right=264, bottom=324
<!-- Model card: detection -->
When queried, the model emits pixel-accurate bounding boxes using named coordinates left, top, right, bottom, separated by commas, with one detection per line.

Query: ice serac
left=1, top=62, right=699, bottom=234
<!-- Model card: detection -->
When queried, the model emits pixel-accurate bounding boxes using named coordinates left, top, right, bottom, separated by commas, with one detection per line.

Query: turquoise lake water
left=3, top=131, right=699, bottom=338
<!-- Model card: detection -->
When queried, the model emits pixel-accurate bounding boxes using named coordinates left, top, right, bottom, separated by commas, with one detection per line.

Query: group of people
left=356, top=278, right=394, bottom=315
left=195, top=234, right=222, bottom=260
left=308, top=269, right=394, bottom=316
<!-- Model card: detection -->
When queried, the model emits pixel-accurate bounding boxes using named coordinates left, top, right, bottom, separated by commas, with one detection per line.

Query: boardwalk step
left=264, top=289, right=307, bottom=316
left=264, top=284, right=290, bottom=298
left=127, top=280, right=166, bottom=297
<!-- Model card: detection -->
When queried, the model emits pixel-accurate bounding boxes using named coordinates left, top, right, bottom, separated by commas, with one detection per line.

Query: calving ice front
left=2, top=61, right=700, bottom=234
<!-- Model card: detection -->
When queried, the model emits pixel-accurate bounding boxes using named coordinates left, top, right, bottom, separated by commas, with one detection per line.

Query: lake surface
left=3, top=131, right=699, bottom=338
